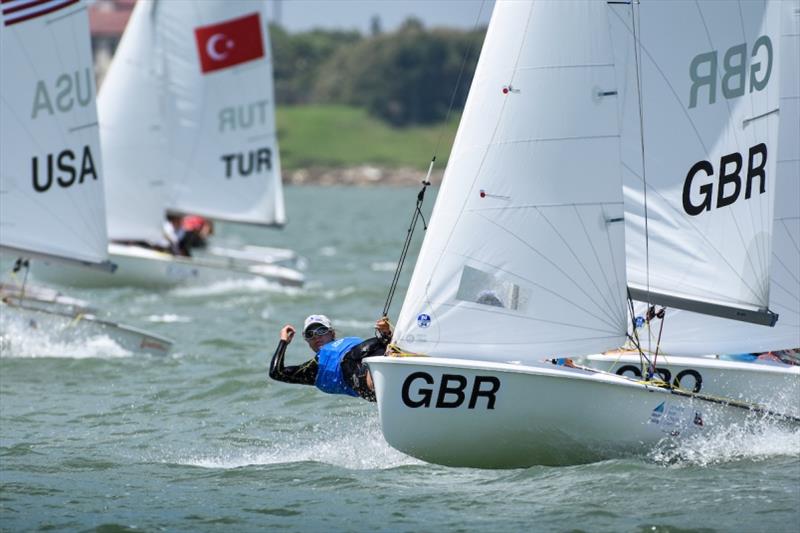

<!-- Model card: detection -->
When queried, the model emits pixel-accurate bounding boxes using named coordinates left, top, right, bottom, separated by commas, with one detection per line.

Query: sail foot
left=628, top=287, right=778, bottom=327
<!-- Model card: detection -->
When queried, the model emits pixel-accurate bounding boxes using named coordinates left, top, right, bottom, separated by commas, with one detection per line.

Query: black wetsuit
left=269, top=337, right=387, bottom=401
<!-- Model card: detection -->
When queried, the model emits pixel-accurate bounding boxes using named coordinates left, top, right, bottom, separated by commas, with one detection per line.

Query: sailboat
left=582, top=0, right=799, bottom=413
left=32, top=0, right=304, bottom=288
left=0, top=0, right=172, bottom=356
left=365, top=0, right=794, bottom=468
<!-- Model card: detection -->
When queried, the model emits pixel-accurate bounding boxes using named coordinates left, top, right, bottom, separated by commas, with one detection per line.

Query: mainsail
left=625, top=0, right=799, bottom=354
left=393, top=1, right=628, bottom=361
left=101, top=0, right=284, bottom=235
left=0, top=0, right=110, bottom=267
left=611, top=1, right=783, bottom=325
left=99, top=0, right=170, bottom=244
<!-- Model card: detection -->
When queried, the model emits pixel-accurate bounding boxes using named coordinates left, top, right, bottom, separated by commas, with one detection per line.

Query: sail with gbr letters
left=622, top=0, right=799, bottom=354
left=611, top=0, right=783, bottom=326
left=0, top=0, right=110, bottom=268
left=392, top=0, right=629, bottom=362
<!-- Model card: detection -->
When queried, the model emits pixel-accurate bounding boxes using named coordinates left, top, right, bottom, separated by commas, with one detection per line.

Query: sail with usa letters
left=365, top=0, right=794, bottom=468
left=0, top=0, right=172, bottom=356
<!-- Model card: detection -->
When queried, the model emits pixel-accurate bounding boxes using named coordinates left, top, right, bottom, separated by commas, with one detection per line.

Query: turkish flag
left=195, top=13, right=265, bottom=74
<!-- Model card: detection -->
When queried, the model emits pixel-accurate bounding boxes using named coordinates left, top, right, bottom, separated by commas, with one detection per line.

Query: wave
left=172, top=414, right=420, bottom=471
left=169, top=278, right=303, bottom=298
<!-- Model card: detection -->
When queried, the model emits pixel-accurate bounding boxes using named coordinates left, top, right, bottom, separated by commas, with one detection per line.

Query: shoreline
left=284, top=165, right=445, bottom=186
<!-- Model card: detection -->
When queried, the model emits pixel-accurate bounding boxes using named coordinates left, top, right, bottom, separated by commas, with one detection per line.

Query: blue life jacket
left=315, top=337, right=363, bottom=396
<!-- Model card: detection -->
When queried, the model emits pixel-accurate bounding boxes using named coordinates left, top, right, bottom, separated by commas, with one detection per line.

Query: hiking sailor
left=269, top=314, right=391, bottom=401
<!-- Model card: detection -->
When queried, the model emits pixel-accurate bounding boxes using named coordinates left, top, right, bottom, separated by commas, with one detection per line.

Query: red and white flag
left=194, top=12, right=265, bottom=74
left=1, top=0, right=80, bottom=27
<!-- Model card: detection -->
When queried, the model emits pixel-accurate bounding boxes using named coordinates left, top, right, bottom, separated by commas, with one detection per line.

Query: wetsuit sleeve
left=268, top=340, right=318, bottom=386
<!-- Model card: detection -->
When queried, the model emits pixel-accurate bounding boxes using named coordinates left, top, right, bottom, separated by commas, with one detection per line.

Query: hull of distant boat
left=31, top=244, right=305, bottom=288
left=200, top=244, right=301, bottom=268
left=580, top=351, right=800, bottom=417
left=365, top=356, right=792, bottom=468
left=0, top=302, right=173, bottom=356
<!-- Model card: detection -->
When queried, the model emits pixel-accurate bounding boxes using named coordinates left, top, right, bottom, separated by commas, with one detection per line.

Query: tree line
left=270, top=19, right=485, bottom=127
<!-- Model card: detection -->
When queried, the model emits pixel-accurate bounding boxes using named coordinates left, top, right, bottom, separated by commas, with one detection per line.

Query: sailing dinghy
left=366, top=0, right=795, bottom=468
left=0, top=0, right=172, bottom=356
left=32, top=0, right=304, bottom=288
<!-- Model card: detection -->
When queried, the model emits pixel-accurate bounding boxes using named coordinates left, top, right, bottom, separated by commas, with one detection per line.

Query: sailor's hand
left=375, top=317, right=393, bottom=339
left=280, top=325, right=296, bottom=343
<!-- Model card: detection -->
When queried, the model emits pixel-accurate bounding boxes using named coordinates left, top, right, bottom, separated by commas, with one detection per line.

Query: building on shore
left=89, top=0, right=134, bottom=87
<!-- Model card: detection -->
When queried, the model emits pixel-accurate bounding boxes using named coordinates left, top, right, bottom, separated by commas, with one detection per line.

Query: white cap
left=303, top=314, right=332, bottom=333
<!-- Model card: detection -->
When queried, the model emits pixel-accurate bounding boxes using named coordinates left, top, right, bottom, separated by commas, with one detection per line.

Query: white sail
left=627, top=0, right=799, bottom=354
left=101, top=0, right=284, bottom=231
left=0, top=0, right=109, bottom=266
left=611, top=1, right=782, bottom=325
left=99, top=0, right=169, bottom=244
left=162, top=1, right=285, bottom=227
left=393, top=1, right=628, bottom=361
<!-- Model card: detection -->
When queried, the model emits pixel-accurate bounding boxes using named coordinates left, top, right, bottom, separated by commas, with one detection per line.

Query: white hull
left=202, top=244, right=300, bottom=268
left=366, top=356, right=795, bottom=468
left=580, top=352, right=800, bottom=417
left=1, top=302, right=172, bottom=356
left=31, top=244, right=304, bottom=288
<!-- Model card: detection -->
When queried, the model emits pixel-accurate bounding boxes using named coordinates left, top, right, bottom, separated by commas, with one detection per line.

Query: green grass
left=275, top=105, right=459, bottom=170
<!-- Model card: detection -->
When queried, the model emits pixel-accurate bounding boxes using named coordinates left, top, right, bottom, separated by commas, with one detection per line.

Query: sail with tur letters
left=101, top=0, right=284, bottom=233
left=610, top=0, right=783, bottom=326
left=164, top=0, right=285, bottom=227
left=392, top=1, right=629, bottom=362
left=0, top=0, right=110, bottom=268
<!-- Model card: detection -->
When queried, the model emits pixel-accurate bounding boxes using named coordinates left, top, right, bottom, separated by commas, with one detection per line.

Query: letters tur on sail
left=0, top=0, right=110, bottom=267
left=393, top=1, right=629, bottom=362
left=610, top=1, right=783, bottom=325
left=100, top=0, right=285, bottom=242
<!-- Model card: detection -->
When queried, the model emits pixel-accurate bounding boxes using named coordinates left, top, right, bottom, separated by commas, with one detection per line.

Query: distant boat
left=0, top=0, right=172, bottom=356
left=33, top=0, right=304, bottom=288
left=581, top=0, right=799, bottom=413
left=366, top=0, right=794, bottom=468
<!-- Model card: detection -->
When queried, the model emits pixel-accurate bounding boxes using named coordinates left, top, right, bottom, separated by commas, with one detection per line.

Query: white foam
left=145, top=314, right=192, bottom=323
left=0, top=328, right=132, bottom=359
left=649, top=419, right=800, bottom=466
left=169, top=277, right=303, bottom=298
left=174, top=413, right=420, bottom=471
left=370, top=261, right=397, bottom=272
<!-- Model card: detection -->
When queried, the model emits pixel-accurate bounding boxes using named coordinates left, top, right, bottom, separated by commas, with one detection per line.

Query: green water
left=1, top=186, right=798, bottom=532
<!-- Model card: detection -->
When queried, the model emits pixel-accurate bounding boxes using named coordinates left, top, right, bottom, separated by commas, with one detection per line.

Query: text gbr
left=683, top=36, right=773, bottom=216
left=401, top=371, right=501, bottom=409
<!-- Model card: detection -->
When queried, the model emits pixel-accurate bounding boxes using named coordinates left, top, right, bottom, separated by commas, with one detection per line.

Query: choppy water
left=1, top=186, right=799, bottom=532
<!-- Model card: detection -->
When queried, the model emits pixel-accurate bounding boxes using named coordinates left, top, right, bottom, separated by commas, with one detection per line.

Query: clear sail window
left=455, top=265, right=527, bottom=311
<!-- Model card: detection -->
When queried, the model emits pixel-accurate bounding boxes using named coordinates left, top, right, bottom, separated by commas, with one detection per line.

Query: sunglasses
left=303, top=326, right=331, bottom=340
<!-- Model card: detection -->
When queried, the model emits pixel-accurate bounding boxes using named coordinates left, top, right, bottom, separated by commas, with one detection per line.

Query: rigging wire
left=380, top=0, right=488, bottom=321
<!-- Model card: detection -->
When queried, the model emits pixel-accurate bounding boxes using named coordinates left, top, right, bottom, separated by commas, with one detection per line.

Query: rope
left=382, top=170, right=432, bottom=318
left=380, top=1, right=486, bottom=322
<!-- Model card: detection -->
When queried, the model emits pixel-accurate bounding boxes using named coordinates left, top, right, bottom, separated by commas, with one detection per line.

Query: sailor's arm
left=268, top=325, right=317, bottom=386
